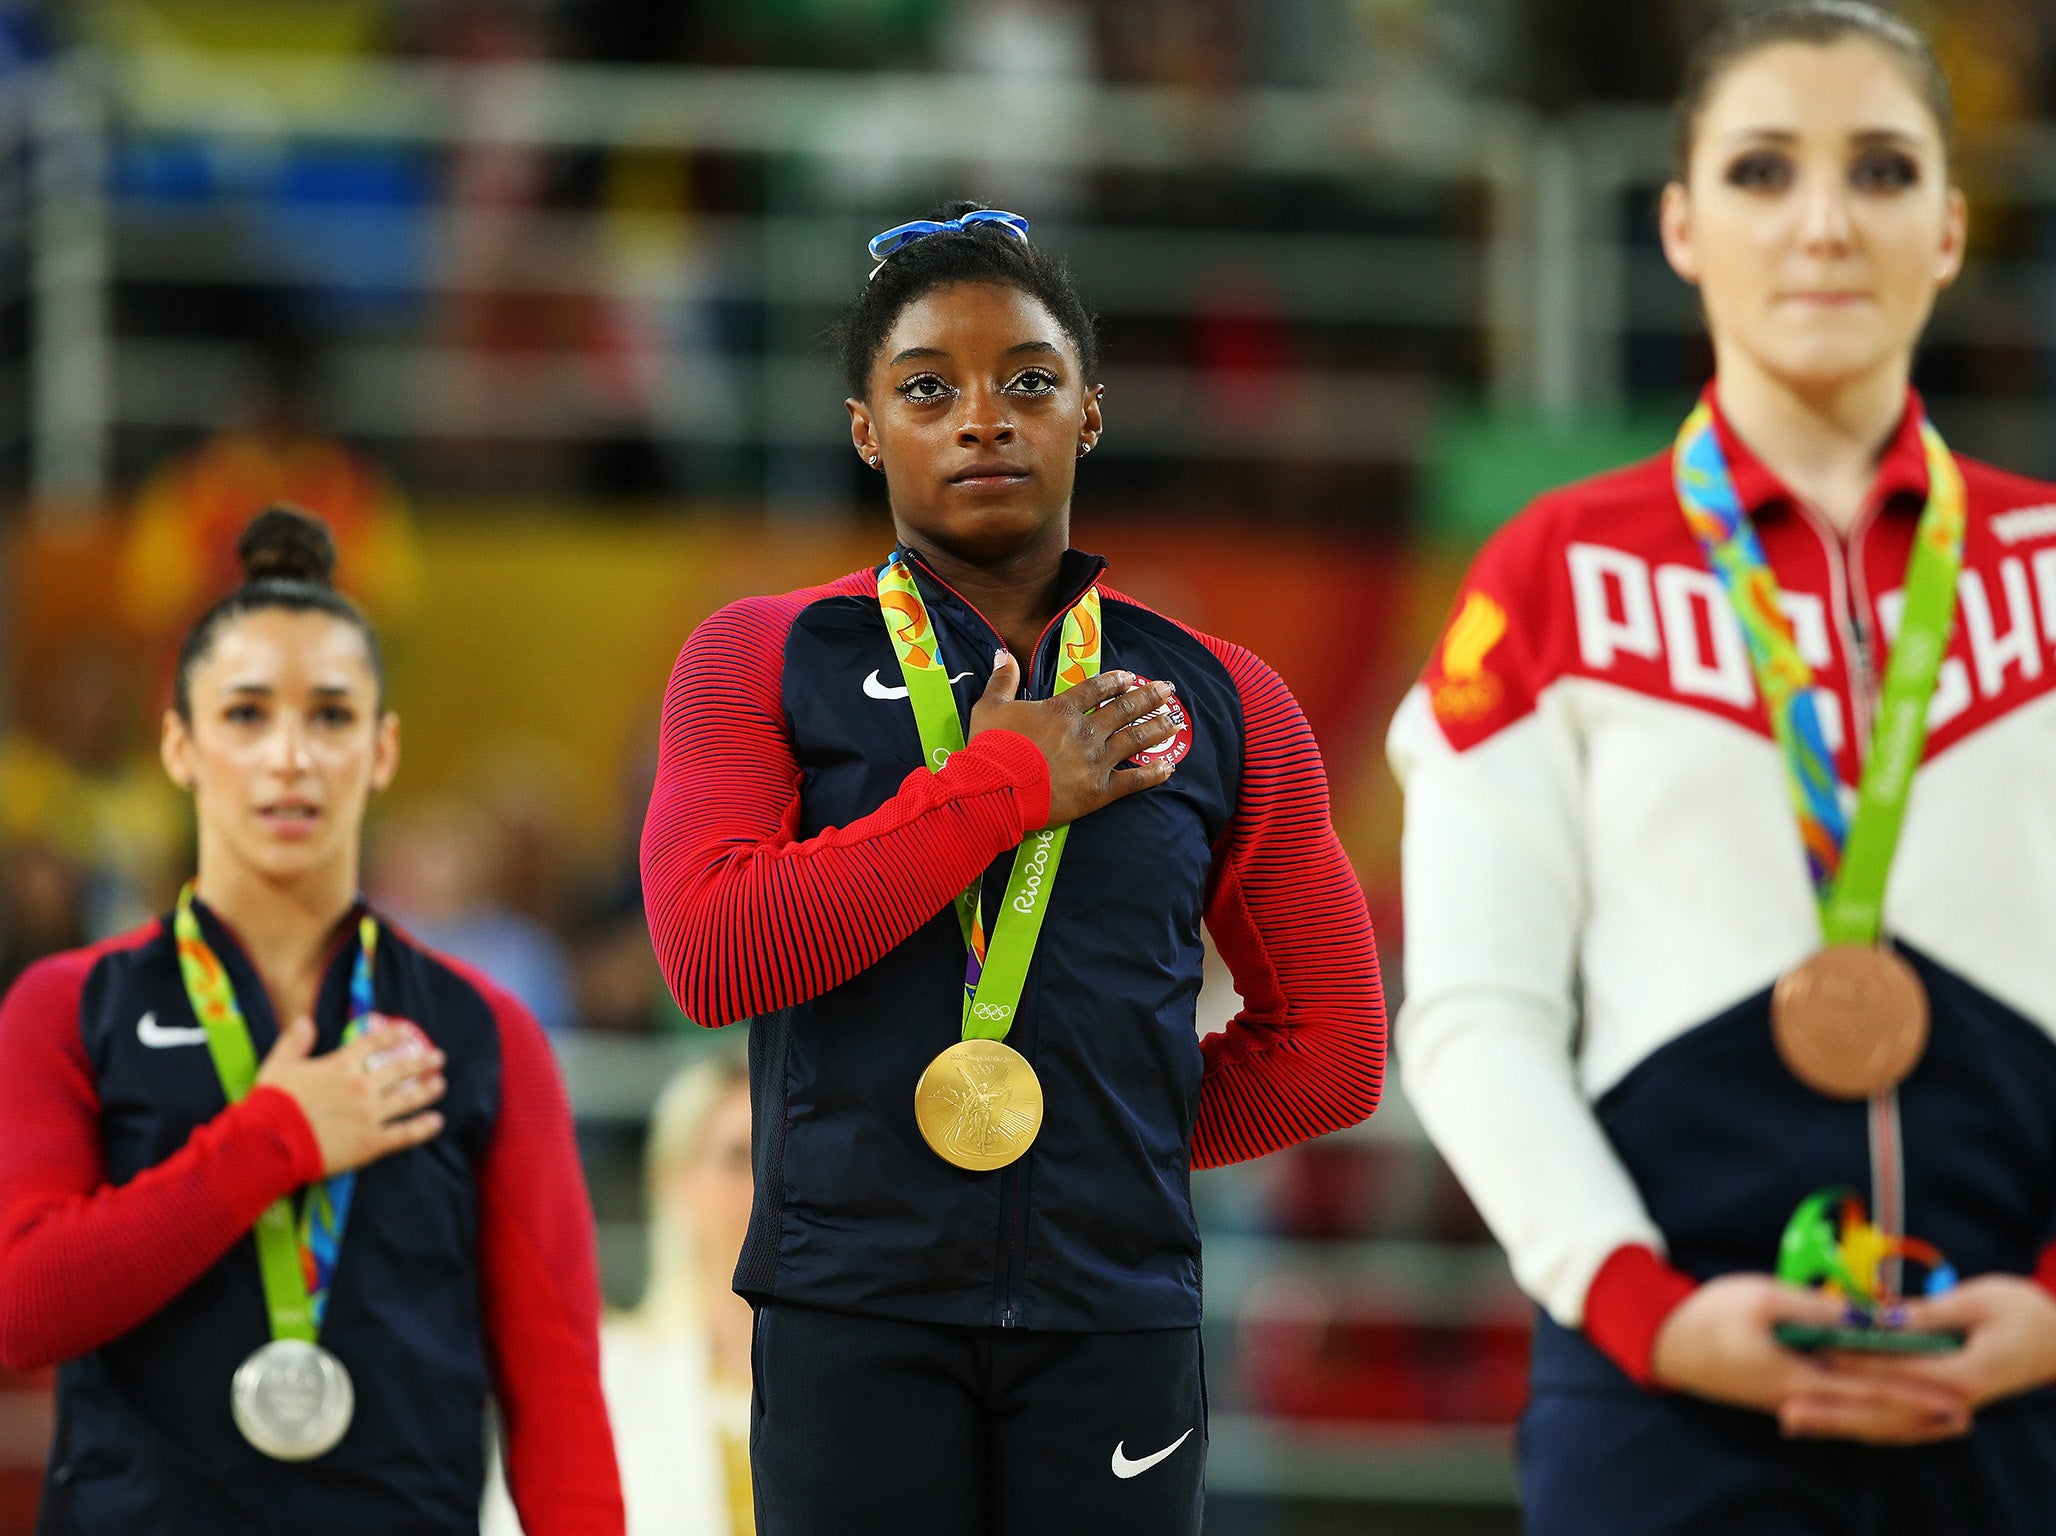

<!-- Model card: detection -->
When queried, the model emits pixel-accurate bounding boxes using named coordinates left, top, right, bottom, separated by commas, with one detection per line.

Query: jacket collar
left=1700, top=381, right=1933, bottom=522
left=179, top=888, right=374, bottom=1035
left=889, top=543, right=1109, bottom=640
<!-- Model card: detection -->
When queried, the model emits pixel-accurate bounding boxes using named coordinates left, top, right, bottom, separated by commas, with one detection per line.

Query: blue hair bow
left=867, top=209, right=1031, bottom=266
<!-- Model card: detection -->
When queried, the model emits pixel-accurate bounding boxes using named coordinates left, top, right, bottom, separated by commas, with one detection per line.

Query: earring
left=1078, top=441, right=1093, bottom=457
left=867, top=455, right=881, bottom=469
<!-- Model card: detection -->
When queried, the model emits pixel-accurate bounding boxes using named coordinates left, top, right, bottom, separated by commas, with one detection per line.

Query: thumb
left=1898, top=1289, right=1979, bottom=1335
left=264, top=1015, right=317, bottom=1065
left=1768, top=1282, right=1855, bottom=1327
left=982, top=648, right=1020, bottom=704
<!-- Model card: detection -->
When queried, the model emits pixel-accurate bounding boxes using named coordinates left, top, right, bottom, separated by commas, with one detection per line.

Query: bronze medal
left=1771, top=945, right=1929, bottom=1100
left=914, top=1039, right=1044, bottom=1172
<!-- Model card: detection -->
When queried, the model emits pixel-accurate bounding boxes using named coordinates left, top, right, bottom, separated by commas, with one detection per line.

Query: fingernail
left=994, top=648, right=1007, bottom=665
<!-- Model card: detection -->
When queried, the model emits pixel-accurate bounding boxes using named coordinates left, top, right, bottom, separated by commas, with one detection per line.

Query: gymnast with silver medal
left=175, top=885, right=383, bottom=1460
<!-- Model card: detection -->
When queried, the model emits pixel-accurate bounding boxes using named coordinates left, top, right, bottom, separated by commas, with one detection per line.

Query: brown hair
left=1672, top=2, right=1953, bottom=178
left=173, top=505, right=384, bottom=718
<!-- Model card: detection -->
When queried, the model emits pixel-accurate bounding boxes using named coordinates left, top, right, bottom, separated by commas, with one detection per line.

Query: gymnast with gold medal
left=641, top=203, right=1385, bottom=1535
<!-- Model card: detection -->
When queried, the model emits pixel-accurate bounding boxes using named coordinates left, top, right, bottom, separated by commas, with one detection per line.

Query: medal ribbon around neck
left=1672, top=402, right=1967, bottom=943
left=876, top=559, right=1100, bottom=1039
left=174, top=885, right=377, bottom=1339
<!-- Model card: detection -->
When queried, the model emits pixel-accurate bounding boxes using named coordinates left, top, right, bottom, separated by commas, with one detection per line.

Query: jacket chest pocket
left=98, top=1046, right=233, bottom=1187
left=349, top=1135, right=480, bottom=1268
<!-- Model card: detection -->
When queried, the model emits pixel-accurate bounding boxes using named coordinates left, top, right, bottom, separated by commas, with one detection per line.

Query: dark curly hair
left=1674, top=2, right=1952, bottom=177
left=173, top=505, right=385, bottom=718
left=834, top=201, right=1100, bottom=398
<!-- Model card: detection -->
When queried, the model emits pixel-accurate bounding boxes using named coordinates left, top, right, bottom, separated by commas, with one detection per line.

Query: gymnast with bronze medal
left=0, top=508, right=623, bottom=1533
left=1392, top=7, right=2056, bottom=1530
left=641, top=204, right=1385, bottom=1535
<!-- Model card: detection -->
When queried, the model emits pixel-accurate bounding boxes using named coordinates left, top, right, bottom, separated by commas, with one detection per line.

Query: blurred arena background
left=0, top=1, right=2049, bottom=1530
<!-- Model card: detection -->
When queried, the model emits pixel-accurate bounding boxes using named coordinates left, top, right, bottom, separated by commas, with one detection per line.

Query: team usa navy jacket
left=641, top=545, right=1386, bottom=1331
left=0, top=899, right=623, bottom=1535
left=1390, top=387, right=2056, bottom=1398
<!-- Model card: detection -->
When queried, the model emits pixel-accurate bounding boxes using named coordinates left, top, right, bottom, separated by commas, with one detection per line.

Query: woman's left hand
left=1823, top=1275, right=2056, bottom=1414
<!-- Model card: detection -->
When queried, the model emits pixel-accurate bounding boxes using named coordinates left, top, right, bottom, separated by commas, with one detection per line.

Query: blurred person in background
left=471, top=744, right=585, bottom=939
left=1390, top=6, right=2056, bottom=1532
left=570, top=733, right=683, bottom=1034
left=640, top=204, right=1385, bottom=1535
left=0, top=842, right=87, bottom=995
left=119, top=334, right=422, bottom=667
left=486, top=1054, right=755, bottom=1535
left=0, top=507, right=621, bottom=1534
left=0, top=639, right=189, bottom=938
left=940, top=1, right=1095, bottom=217
left=371, top=794, right=578, bottom=1034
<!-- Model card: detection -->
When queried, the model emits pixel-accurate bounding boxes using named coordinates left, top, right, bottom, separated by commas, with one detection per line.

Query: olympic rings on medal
left=971, top=1002, right=1013, bottom=1022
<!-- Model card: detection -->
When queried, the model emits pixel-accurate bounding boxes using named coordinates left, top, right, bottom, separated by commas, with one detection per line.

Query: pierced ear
left=847, top=397, right=881, bottom=471
left=1079, top=381, right=1106, bottom=457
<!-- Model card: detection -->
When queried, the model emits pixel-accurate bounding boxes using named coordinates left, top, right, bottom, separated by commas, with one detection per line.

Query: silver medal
left=231, top=1338, right=354, bottom=1461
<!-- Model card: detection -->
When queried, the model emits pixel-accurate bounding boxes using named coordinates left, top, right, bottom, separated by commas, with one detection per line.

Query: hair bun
left=237, top=505, right=337, bottom=587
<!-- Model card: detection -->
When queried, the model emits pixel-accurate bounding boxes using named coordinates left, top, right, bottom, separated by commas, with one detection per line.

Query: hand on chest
left=786, top=594, right=1237, bottom=873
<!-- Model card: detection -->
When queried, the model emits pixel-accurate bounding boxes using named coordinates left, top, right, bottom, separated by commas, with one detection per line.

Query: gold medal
left=1771, top=945, right=1929, bottom=1100
left=914, top=1039, right=1044, bottom=1172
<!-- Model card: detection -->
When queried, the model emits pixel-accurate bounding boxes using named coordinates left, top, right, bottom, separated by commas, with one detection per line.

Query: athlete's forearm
left=1193, top=642, right=1384, bottom=1168
left=0, top=1086, right=319, bottom=1370
left=1401, top=989, right=1668, bottom=1326
left=643, top=728, right=1050, bottom=1028
left=477, top=986, right=625, bottom=1535
left=1193, top=838, right=1384, bottom=1167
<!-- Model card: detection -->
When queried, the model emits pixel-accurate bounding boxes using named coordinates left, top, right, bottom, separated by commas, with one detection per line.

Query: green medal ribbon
left=174, top=885, right=377, bottom=1342
left=876, top=559, right=1101, bottom=1039
left=1672, top=404, right=1967, bottom=940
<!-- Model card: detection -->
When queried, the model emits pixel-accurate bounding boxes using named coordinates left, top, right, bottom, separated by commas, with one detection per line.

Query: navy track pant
left=751, top=1301, right=1206, bottom=1536
left=1521, top=1314, right=2056, bottom=1536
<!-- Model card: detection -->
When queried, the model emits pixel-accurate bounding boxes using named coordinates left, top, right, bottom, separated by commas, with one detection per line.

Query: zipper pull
left=1849, top=610, right=1875, bottom=683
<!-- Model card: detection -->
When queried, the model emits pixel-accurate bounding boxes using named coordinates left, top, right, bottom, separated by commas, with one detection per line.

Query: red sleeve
left=1192, top=643, right=1386, bottom=1170
left=0, top=947, right=324, bottom=1372
left=640, top=589, right=1054, bottom=1028
left=472, top=979, right=624, bottom=1536
left=1582, top=1243, right=1698, bottom=1387
left=2033, top=1240, right=2056, bottom=1300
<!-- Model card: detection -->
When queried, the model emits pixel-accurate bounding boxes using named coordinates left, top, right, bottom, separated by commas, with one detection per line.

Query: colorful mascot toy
left=1773, top=1187, right=1964, bottom=1353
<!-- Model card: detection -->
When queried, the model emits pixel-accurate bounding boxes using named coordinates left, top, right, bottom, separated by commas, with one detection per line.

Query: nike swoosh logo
left=863, top=668, right=971, bottom=700
left=1111, top=1428, right=1193, bottom=1479
left=137, top=1011, right=208, bottom=1048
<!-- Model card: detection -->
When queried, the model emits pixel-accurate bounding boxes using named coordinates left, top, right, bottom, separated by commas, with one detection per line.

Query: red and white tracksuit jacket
left=1389, top=385, right=2056, bottom=1384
